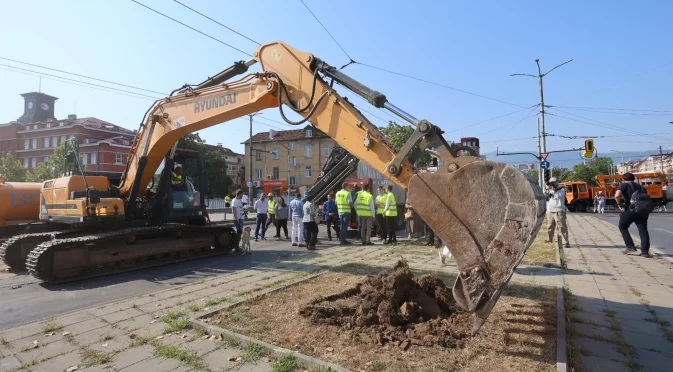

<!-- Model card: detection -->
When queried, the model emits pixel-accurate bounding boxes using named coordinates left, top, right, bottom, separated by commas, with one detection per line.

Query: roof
left=241, top=125, right=326, bottom=144
left=71, top=117, right=135, bottom=134
left=204, top=144, right=243, bottom=157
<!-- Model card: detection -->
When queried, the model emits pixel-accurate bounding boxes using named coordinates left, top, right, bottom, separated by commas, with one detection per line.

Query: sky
left=1, top=0, right=672, bottom=169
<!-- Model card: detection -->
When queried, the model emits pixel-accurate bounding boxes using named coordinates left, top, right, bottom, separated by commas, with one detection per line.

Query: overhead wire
left=171, top=0, right=260, bottom=45
left=129, top=0, right=251, bottom=57
left=298, top=0, right=355, bottom=68
left=547, top=106, right=672, bottom=116
left=551, top=105, right=673, bottom=114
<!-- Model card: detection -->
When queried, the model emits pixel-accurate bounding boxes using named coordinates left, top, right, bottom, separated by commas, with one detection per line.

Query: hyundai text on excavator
left=0, top=41, right=546, bottom=334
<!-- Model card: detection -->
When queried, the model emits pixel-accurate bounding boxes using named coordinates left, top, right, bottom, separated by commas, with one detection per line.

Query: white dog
left=240, top=226, right=252, bottom=254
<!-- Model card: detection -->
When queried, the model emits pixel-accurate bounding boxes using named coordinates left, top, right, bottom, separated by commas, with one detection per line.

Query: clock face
left=40, top=103, right=49, bottom=111
left=27, top=101, right=33, bottom=110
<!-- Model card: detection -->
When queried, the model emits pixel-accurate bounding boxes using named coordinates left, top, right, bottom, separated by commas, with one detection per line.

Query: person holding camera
left=615, top=173, right=651, bottom=258
left=544, top=177, right=570, bottom=248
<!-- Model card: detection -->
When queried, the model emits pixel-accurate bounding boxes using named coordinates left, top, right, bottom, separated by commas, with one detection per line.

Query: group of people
left=544, top=173, right=651, bottom=258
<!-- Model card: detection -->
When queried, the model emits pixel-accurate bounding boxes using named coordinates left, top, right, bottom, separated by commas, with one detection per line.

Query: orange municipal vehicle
left=562, top=172, right=670, bottom=212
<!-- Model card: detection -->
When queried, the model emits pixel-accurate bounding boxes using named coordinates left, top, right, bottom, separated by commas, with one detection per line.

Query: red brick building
left=0, top=92, right=136, bottom=174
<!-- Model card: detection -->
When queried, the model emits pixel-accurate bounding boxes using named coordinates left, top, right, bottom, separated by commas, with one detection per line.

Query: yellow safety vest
left=171, top=172, right=182, bottom=186
left=375, top=194, right=388, bottom=215
left=268, top=199, right=276, bottom=214
left=356, top=191, right=373, bottom=217
left=335, top=189, right=350, bottom=214
left=384, top=192, right=397, bottom=217
left=224, top=196, right=231, bottom=203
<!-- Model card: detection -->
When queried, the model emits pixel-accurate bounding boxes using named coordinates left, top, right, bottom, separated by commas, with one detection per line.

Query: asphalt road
left=0, top=219, right=331, bottom=330
left=593, top=211, right=673, bottom=258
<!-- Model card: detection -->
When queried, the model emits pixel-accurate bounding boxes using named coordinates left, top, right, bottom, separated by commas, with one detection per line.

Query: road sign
left=540, top=160, right=550, bottom=169
left=539, top=152, right=550, bottom=161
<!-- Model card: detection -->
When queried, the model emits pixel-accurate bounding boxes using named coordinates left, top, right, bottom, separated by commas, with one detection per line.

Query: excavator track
left=26, top=224, right=238, bottom=284
left=0, top=230, right=80, bottom=271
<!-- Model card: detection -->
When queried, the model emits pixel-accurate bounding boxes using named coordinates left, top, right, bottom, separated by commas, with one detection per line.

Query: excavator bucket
left=407, top=160, right=546, bottom=335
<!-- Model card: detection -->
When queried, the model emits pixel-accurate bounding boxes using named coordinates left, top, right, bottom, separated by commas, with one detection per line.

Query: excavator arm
left=118, top=41, right=545, bottom=333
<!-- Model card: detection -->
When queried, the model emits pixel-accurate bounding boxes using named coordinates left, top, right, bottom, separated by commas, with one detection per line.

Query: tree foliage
left=0, top=153, right=27, bottom=182
left=177, top=133, right=232, bottom=198
left=378, top=121, right=431, bottom=167
left=23, top=141, right=84, bottom=182
left=525, top=156, right=613, bottom=186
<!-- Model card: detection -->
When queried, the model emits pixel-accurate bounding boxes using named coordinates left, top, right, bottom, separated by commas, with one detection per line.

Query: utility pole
left=248, top=112, right=262, bottom=200
left=660, top=146, right=665, bottom=174
left=536, top=117, right=544, bottom=188
left=511, top=58, right=573, bottom=163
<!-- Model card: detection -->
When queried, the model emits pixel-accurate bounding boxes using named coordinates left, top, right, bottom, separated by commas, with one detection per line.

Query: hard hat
left=267, top=193, right=273, bottom=197
left=549, top=177, right=558, bottom=183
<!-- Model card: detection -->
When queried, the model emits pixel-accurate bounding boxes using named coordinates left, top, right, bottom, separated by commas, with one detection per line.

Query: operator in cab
left=171, top=166, right=185, bottom=191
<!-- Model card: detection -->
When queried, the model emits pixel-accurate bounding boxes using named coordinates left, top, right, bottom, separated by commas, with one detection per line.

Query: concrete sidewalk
left=563, top=214, right=673, bottom=372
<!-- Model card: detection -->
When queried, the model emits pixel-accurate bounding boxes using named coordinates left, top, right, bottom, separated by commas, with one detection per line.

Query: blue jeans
left=255, top=213, right=268, bottom=239
left=339, top=213, right=350, bottom=242
left=236, top=218, right=244, bottom=236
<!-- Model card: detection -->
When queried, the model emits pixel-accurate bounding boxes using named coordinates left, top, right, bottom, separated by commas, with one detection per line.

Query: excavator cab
left=146, top=149, right=207, bottom=224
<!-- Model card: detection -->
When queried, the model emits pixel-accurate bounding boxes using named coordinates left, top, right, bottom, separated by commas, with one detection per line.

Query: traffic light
left=582, top=139, right=594, bottom=158
left=544, top=169, right=551, bottom=184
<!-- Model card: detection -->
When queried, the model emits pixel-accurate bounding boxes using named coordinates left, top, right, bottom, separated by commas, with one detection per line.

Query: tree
left=566, top=157, right=613, bottom=185
left=378, top=121, right=431, bottom=167
left=177, top=134, right=232, bottom=198
left=24, top=140, right=84, bottom=183
left=0, top=153, right=27, bottom=182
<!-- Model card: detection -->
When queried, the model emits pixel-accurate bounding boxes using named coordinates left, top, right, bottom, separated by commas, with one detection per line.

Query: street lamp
left=248, top=112, right=262, bottom=200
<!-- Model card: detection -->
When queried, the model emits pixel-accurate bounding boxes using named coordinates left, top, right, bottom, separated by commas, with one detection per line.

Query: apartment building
left=242, top=125, right=336, bottom=195
left=0, top=92, right=136, bottom=173
left=204, top=143, right=245, bottom=187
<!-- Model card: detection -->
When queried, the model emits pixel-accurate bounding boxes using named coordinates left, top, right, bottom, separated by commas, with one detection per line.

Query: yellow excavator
left=0, top=41, right=545, bottom=333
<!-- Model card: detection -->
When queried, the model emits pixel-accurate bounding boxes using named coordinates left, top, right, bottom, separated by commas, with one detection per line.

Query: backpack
left=626, top=182, right=654, bottom=215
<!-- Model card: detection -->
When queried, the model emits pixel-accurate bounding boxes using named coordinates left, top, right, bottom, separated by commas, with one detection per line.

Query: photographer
left=544, top=177, right=570, bottom=248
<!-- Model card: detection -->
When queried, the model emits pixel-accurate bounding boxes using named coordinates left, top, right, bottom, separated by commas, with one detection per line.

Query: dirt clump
left=299, top=261, right=472, bottom=349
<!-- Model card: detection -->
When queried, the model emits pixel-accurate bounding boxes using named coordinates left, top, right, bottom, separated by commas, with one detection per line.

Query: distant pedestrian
left=274, top=197, right=289, bottom=240
left=382, top=185, right=398, bottom=244
left=322, top=193, right=340, bottom=241
left=253, top=194, right=268, bottom=241
left=544, top=177, right=570, bottom=248
left=595, top=191, right=606, bottom=214
left=615, top=172, right=652, bottom=257
left=302, top=194, right=319, bottom=250
left=232, top=189, right=245, bottom=250
left=335, top=182, right=354, bottom=245
left=375, top=186, right=388, bottom=240
left=266, top=193, right=278, bottom=237
left=289, top=192, right=305, bottom=247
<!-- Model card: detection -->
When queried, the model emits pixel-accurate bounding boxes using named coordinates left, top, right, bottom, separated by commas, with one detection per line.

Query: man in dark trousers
left=375, top=185, right=388, bottom=240
left=615, top=173, right=651, bottom=258
left=382, top=185, right=398, bottom=244
left=322, top=193, right=340, bottom=241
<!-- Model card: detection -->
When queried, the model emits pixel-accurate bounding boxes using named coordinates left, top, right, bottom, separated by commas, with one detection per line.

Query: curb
left=555, top=234, right=568, bottom=372
left=188, top=271, right=349, bottom=372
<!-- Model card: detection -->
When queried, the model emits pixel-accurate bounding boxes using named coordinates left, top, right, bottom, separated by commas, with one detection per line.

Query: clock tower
left=17, top=92, right=58, bottom=123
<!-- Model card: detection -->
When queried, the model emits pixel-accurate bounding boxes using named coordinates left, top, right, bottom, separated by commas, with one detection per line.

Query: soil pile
left=299, top=261, right=472, bottom=348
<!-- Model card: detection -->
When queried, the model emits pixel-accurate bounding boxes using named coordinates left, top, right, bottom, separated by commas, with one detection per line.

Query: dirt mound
left=299, top=261, right=472, bottom=349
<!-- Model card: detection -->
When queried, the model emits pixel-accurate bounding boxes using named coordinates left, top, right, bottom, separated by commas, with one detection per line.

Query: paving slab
left=31, top=350, right=81, bottom=372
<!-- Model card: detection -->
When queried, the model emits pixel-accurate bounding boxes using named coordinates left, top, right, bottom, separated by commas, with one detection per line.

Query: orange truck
left=562, top=172, right=670, bottom=212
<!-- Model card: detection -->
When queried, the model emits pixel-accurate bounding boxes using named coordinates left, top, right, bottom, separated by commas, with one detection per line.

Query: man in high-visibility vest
left=171, top=167, right=184, bottom=190
left=224, top=195, right=231, bottom=207
left=375, top=185, right=388, bottom=241
left=266, top=193, right=278, bottom=237
left=335, top=182, right=353, bottom=245
left=382, top=184, right=398, bottom=244
left=354, top=183, right=376, bottom=245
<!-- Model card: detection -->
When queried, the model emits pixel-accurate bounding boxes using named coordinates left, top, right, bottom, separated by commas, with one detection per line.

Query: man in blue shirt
left=322, top=193, right=340, bottom=241
left=289, top=192, right=305, bottom=247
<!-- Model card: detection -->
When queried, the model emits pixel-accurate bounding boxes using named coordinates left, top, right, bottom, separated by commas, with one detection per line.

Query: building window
left=115, top=153, right=123, bottom=164
left=123, top=140, right=130, bottom=146
left=255, top=151, right=262, bottom=161
left=43, top=156, right=49, bottom=163
left=305, top=128, right=312, bottom=137
left=305, top=166, right=312, bottom=178
left=31, top=157, right=36, bottom=168
left=304, top=144, right=312, bottom=157
left=23, top=158, right=28, bottom=168
left=31, top=138, right=37, bottom=149
left=322, top=144, right=330, bottom=156
left=272, top=147, right=279, bottom=160
left=44, top=137, right=50, bottom=148
left=289, top=176, right=296, bottom=185
left=90, top=152, right=97, bottom=164
left=23, top=139, right=29, bottom=150
left=46, top=123, right=51, bottom=128
left=82, top=153, right=88, bottom=165
left=84, top=138, right=90, bottom=144
left=289, top=156, right=296, bottom=166
left=51, top=136, right=58, bottom=147
left=272, top=167, right=280, bottom=179
left=255, top=168, right=262, bottom=180
left=60, top=135, right=67, bottom=143
left=288, top=141, right=296, bottom=151
left=59, top=123, right=64, bottom=127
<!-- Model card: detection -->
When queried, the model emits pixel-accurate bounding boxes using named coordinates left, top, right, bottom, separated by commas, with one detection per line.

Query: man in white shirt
left=544, top=177, right=570, bottom=248
left=253, top=194, right=268, bottom=241
left=240, top=193, right=249, bottom=218
left=231, top=189, right=244, bottom=250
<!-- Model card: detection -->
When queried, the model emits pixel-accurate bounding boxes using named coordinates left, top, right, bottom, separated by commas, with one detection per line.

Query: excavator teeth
left=407, top=161, right=546, bottom=334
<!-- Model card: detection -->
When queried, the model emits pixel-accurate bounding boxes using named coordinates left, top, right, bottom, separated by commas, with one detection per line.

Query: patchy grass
left=63, top=333, right=75, bottom=343
left=41, top=319, right=63, bottom=333
left=82, top=348, right=114, bottom=365
left=271, top=354, right=299, bottom=372
left=162, top=310, right=187, bottom=323
left=602, top=308, right=643, bottom=370
left=101, top=334, right=114, bottom=342
left=204, top=296, right=230, bottom=307
left=522, top=226, right=557, bottom=266
left=241, top=341, right=266, bottom=362
left=222, top=335, right=240, bottom=348
left=1, top=337, right=8, bottom=346
left=164, top=318, right=191, bottom=333
left=154, top=342, right=207, bottom=370
left=564, top=287, right=585, bottom=371
left=188, top=303, right=205, bottom=312
left=131, top=302, right=138, bottom=309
